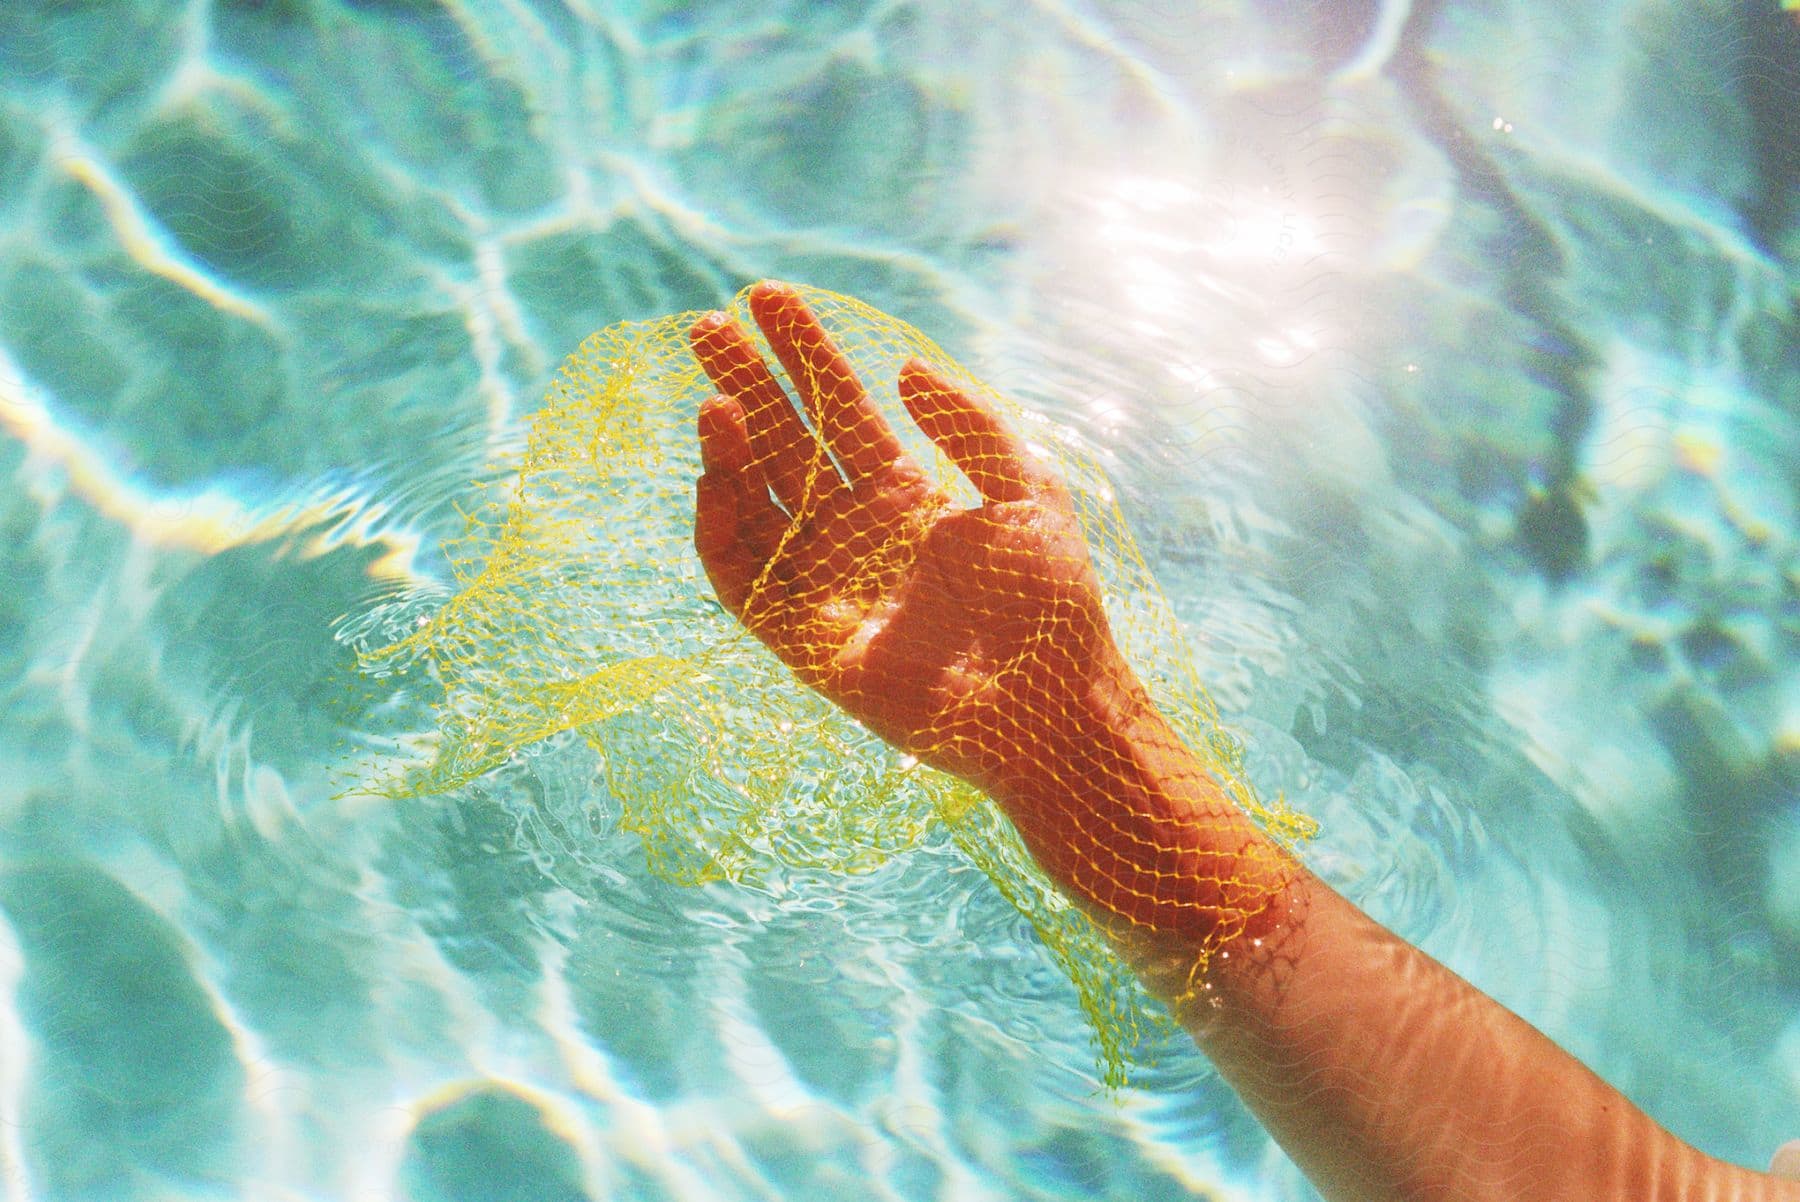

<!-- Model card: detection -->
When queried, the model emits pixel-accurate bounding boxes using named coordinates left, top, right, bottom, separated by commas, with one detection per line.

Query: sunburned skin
left=691, top=280, right=1800, bottom=1202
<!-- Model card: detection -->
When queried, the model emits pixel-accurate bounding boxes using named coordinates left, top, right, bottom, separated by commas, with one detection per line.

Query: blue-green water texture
left=0, top=2, right=1797, bottom=1200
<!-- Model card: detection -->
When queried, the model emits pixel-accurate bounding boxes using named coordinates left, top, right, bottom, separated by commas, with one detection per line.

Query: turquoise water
left=0, top=2, right=1797, bottom=1200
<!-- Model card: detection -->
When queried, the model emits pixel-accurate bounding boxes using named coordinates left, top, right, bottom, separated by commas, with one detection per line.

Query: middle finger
left=748, top=281, right=910, bottom=487
left=689, top=309, right=838, bottom=512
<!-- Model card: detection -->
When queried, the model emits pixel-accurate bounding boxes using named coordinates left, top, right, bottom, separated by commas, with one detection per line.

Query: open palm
left=690, top=282, right=1135, bottom=792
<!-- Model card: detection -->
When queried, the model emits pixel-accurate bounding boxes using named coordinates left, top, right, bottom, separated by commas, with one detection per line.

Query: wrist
left=984, top=662, right=1297, bottom=942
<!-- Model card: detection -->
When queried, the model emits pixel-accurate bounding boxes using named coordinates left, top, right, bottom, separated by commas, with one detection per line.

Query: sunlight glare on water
left=0, top=1, right=1795, bottom=1200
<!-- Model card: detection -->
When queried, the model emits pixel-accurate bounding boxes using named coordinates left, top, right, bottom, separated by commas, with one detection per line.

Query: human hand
left=689, top=282, right=1142, bottom=795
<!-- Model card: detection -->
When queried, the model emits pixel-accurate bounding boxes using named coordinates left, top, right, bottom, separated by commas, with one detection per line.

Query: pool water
left=0, top=2, right=1796, bottom=1200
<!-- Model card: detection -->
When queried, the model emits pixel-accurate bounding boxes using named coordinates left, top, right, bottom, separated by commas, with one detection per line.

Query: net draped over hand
left=347, top=283, right=1314, bottom=1088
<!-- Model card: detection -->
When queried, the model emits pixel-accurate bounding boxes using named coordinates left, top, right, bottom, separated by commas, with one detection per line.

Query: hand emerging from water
left=689, top=282, right=1140, bottom=794
left=693, top=284, right=1800, bottom=1202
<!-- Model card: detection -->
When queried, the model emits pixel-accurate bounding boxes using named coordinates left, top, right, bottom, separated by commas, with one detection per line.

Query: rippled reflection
left=0, top=0, right=1795, bottom=1199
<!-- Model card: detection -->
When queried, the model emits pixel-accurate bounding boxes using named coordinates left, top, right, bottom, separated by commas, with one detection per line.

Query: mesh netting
left=344, top=282, right=1315, bottom=1088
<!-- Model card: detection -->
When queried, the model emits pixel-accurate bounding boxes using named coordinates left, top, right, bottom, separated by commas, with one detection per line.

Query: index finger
left=748, top=281, right=909, bottom=485
left=898, top=359, right=1047, bottom=504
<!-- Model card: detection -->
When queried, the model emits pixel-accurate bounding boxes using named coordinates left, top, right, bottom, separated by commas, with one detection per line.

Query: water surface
left=0, top=2, right=1796, bottom=1200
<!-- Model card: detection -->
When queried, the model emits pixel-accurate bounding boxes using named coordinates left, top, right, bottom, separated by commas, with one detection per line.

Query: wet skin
left=691, top=281, right=1800, bottom=1202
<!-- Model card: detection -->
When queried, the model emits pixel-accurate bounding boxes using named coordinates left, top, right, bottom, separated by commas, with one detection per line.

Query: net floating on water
left=345, top=283, right=1315, bottom=1089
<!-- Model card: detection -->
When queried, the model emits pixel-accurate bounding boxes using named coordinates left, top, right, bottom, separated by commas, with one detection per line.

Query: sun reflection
left=1035, top=156, right=1401, bottom=500
left=1094, top=173, right=1329, bottom=263
left=1083, top=171, right=1335, bottom=358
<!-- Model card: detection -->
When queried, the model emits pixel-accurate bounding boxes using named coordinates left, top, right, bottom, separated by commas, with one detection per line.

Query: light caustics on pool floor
left=0, top=2, right=1797, bottom=1201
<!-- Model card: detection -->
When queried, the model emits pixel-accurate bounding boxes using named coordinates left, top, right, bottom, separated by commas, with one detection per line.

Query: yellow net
left=345, top=282, right=1315, bottom=1088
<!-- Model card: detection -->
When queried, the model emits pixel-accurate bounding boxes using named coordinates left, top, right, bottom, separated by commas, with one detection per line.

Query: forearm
left=683, top=281, right=1792, bottom=1199
left=1156, top=865, right=1796, bottom=1202
left=990, top=707, right=1800, bottom=1202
